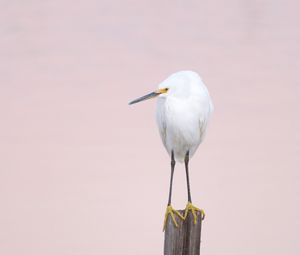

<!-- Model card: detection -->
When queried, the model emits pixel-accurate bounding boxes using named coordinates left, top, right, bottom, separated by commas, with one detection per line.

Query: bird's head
left=129, top=71, right=196, bottom=105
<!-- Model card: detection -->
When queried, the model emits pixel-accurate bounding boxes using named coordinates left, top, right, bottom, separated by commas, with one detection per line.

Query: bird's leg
left=183, top=151, right=205, bottom=224
left=163, top=151, right=184, bottom=231
left=167, top=151, right=176, bottom=206
left=185, top=151, right=192, bottom=203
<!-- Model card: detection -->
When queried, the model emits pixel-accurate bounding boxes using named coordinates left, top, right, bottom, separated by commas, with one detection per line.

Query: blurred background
left=0, top=0, right=299, bottom=254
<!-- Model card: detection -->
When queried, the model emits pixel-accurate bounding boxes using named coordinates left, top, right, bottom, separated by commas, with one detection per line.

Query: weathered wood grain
left=164, top=210, right=202, bottom=255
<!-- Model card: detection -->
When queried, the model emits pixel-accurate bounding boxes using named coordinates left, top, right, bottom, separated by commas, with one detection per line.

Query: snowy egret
left=129, top=71, right=213, bottom=229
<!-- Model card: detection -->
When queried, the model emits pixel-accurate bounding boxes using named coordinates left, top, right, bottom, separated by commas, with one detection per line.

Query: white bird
left=129, top=71, right=213, bottom=229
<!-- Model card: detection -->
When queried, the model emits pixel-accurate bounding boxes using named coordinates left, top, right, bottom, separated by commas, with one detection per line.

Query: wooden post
left=164, top=210, right=202, bottom=255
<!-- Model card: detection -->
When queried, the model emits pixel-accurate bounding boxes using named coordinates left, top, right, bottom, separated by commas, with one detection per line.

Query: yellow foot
left=183, top=202, right=205, bottom=224
left=163, top=205, right=184, bottom=231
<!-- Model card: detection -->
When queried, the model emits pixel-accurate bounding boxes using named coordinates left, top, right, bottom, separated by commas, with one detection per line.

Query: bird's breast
left=156, top=96, right=205, bottom=162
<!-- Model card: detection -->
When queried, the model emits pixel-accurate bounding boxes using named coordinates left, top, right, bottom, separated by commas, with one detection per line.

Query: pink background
left=0, top=1, right=299, bottom=254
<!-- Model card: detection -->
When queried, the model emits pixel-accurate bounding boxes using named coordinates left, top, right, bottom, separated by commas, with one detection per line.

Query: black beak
left=129, top=91, right=160, bottom=105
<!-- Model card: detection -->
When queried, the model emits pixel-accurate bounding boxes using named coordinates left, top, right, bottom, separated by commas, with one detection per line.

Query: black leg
left=185, top=151, right=192, bottom=203
left=167, top=151, right=176, bottom=206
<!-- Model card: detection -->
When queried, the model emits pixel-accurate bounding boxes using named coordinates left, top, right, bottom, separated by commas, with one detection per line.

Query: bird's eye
left=158, top=88, right=169, bottom=94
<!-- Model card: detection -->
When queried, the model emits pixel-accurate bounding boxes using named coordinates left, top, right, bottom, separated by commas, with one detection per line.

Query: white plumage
left=129, top=70, right=213, bottom=162
left=129, top=70, right=213, bottom=227
left=155, top=71, right=213, bottom=162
